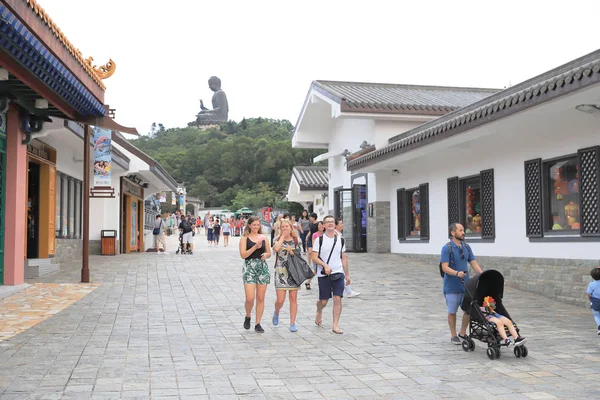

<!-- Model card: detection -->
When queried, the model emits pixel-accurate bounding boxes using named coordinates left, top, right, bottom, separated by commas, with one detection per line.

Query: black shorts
left=307, top=236, right=313, bottom=248
left=318, top=274, right=345, bottom=300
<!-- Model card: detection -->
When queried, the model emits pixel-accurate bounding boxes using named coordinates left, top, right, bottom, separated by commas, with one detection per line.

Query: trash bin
left=101, top=230, right=117, bottom=255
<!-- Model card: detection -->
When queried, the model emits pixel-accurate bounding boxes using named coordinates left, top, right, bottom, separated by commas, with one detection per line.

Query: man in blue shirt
left=440, top=223, right=483, bottom=345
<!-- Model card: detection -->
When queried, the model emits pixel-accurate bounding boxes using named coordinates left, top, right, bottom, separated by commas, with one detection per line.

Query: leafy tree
left=129, top=118, right=324, bottom=209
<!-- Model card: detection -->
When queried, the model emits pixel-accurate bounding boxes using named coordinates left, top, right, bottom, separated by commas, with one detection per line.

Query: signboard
left=122, top=178, right=143, bottom=199
left=171, top=192, right=176, bottom=205
left=93, top=127, right=112, bottom=187
left=160, top=193, right=167, bottom=203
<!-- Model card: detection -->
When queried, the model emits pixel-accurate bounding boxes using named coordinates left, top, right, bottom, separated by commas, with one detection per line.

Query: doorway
left=27, top=162, right=40, bottom=259
left=352, top=184, right=367, bottom=252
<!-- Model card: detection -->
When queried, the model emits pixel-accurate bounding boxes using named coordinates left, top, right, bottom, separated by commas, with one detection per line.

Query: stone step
left=25, top=259, right=60, bottom=279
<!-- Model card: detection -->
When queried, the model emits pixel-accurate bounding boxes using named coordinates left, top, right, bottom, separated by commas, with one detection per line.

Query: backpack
left=439, top=242, right=471, bottom=278
left=182, top=220, right=192, bottom=233
left=317, top=234, right=345, bottom=260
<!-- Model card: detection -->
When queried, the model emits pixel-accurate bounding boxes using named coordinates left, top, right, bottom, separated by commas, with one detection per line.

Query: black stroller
left=175, top=232, right=192, bottom=255
left=460, top=270, right=529, bottom=360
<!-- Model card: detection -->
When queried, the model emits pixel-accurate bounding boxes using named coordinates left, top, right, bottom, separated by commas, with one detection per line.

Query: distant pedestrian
left=153, top=215, right=166, bottom=253
left=207, top=217, right=214, bottom=246
left=304, top=213, right=318, bottom=290
left=298, top=210, right=310, bottom=254
left=213, top=219, right=221, bottom=246
left=312, top=215, right=351, bottom=334
left=222, top=219, right=231, bottom=247
left=440, top=223, right=483, bottom=344
left=272, top=219, right=302, bottom=332
left=178, top=215, right=194, bottom=255
left=204, top=212, right=211, bottom=235
left=239, top=216, right=271, bottom=333
left=586, top=267, right=600, bottom=335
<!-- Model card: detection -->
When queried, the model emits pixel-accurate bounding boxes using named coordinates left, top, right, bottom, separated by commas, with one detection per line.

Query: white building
left=294, top=51, right=600, bottom=306
left=287, top=166, right=329, bottom=219
left=292, top=80, right=497, bottom=252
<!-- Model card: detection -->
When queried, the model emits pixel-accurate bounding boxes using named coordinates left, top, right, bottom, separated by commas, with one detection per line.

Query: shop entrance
left=120, top=178, right=145, bottom=254
left=27, top=162, right=40, bottom=259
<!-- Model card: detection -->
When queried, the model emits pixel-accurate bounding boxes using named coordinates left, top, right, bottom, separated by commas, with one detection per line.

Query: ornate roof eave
left=23, top=0, right=115, bottom=89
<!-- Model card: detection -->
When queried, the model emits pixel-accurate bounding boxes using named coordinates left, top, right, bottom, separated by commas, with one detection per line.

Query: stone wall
left=54, top=239, right=82, bottom=264
left=367, top=201, right=391, bottom=253
left=401, top=252, right=598, bottom=307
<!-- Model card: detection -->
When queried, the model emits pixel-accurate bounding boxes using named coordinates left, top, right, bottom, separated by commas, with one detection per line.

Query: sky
left=37, top=0, right=600, bottom=136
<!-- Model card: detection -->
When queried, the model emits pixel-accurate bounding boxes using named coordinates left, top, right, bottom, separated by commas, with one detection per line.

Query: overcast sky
left=39, top=0, right=600, bottom=135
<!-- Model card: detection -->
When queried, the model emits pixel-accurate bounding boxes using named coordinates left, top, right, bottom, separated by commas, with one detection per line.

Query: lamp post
left=81, top=124, right=90, bottom=283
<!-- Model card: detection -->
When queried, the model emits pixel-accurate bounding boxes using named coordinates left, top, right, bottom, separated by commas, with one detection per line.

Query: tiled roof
left=23, top=0, right=114, bottom=90
left=293, top=166, right=328, bottom=190
left=348, top=49, right=600, bottom=170
left=313, top=80, right=499, bottom=116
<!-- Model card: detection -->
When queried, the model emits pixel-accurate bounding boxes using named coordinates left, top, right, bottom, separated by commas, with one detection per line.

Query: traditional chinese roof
left=348, top=49, right=600, bottom=170
left=23, top=0, right=113, bottom=90
left=292, top=166, right=328, bottom=190
left=313, top=80, right=499, bottom=116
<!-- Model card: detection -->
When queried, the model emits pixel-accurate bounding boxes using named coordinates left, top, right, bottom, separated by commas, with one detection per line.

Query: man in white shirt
left=312, top=215, right=351, bottom=334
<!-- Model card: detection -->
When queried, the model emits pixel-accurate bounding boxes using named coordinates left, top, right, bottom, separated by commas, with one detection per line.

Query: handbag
left=286, top=252, right=314, bottom=286
left=153, top=220, right=162, bottom=235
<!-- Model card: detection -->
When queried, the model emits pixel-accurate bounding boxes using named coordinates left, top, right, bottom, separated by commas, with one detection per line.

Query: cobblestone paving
left=0, top=234, right=599, bottom=399
left=0, top=284, right=99, bottom=341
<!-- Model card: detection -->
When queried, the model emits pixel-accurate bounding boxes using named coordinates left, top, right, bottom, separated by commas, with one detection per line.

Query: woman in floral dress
left=272, top=219, right=303, bottom=332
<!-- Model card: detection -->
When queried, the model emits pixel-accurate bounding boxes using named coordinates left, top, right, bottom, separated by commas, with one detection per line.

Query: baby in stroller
left=481, top=296, right=527, bottom=348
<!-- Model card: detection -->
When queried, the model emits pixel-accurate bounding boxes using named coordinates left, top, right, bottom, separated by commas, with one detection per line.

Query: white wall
left=385, top=107, right=600, bottom=260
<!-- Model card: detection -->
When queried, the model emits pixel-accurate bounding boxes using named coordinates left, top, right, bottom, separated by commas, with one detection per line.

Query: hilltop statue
left=194, top=76, right=229, bottom=124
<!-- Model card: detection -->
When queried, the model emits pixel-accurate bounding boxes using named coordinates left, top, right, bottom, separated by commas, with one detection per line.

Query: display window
left=461, top=177, right=482, bottom=235
left=407, top=189, right=421, bottom=237
left=544, top=156, right=580, bottom=232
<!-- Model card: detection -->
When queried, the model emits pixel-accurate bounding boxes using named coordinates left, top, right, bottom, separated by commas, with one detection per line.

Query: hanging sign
left=160, top=192, right=167, bottom=203
left=93, top=127, right=112, bottom=187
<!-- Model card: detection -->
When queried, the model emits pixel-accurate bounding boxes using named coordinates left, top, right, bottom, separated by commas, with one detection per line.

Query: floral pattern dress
left=274, top=239, right=302, bottom=290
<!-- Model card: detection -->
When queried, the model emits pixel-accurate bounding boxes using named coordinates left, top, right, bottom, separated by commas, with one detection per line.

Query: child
left=481, top=296, right=527, bottom=348
left=585, top=267, right=600, bottom=335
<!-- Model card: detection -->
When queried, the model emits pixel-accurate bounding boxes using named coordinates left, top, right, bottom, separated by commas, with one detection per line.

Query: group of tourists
left=240, top=213, right=353, bottom=334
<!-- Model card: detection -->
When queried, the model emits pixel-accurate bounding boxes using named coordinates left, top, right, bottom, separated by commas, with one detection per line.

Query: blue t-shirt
left=440, top=241, right=475, bottom=294
left=586, top=280, right=600, bottom=310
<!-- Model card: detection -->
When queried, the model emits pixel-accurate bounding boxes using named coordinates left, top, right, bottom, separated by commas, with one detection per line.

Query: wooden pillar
left=3, top=104, right=27, bottom=285
left=81, top=124, right=90, bottom=282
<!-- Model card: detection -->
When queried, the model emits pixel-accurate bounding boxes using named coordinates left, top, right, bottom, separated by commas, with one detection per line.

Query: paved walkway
left=0, top=233, right=599, bottom=399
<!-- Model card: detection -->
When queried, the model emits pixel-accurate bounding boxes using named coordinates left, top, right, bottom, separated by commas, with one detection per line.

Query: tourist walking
left=298, top=210, right=310, bottom=254
left=213, top=219, right=221, bottom=246
left=305, top=217, right=322, bottom=290
left=222, top=219, right=231, bottom=247
left=153, top=214, right=167, bottom=253
left=203, top=212, right=211, bottom=235
left=239, top=216, right=271, bottom=333
left=312, top=215, right=351, bottom=334
left=440, top=223, right=483, bottom=344
left=272, top=219, right=302, bottom=332
left=207, top=217, right=214, bottom=246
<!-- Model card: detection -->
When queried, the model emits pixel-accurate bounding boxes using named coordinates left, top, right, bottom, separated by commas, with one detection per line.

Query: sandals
left=315, top=319, right=322, bottom=326
left=305, top=282, right=311, bottom=290
left=332, top=328, right=344, bottom=335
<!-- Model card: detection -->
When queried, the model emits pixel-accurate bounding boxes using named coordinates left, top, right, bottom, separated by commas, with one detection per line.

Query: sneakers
left=451, top=336, right=462, bottom=345
left=243, top=317, right=251, bottom=330
left=504, top=338, right=513, bottom=348
left=457, top=333, right=468, bottom=343
left=290, top=324, right=297, bottom=332
left=514, top=336, right=527, bottom=346
left=255, top=324, right=264, bottom=333
left=272, top=312, right=279, bottom=326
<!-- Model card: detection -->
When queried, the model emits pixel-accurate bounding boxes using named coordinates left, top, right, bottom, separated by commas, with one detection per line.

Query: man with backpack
left=440, top=223, right=483, bottom=345
left=312, top=215, right=351, bottom=334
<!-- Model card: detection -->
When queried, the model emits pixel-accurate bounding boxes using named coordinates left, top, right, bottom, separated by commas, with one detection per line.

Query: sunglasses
left=458, top=246, right=465, bottom=259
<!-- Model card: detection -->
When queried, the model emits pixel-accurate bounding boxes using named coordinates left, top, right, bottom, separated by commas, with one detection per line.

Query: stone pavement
left=0, top=232, right=599, bottom=399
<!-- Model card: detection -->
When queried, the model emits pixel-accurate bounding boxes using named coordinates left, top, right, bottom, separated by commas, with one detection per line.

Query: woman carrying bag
left=272, top=219, right=303, bottom=332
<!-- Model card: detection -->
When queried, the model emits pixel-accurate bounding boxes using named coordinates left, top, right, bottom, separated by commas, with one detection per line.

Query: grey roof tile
left=313, top=80, right=499, bottom=115
left=292, top=166, right=328, bottom=190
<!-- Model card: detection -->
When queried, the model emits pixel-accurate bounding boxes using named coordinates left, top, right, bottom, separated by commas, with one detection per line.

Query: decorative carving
left=24, top=0, right=113, bottom=89
left=524, top=159, right=543, bottom=237
left=84, top=57, right=116, bottom=80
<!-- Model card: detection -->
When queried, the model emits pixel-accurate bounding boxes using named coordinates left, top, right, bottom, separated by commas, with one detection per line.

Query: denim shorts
left=445, top=292, right=464, bottom=314
left=318, top=274, right=345, bottom=300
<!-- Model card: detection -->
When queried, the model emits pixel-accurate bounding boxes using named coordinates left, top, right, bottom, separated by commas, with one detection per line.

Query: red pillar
left=3, top=104, right=27, bottom=285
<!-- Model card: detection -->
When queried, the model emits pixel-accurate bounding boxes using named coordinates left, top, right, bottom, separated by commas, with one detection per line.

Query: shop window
left=56, top=172, right=83, bottom=239
left=544, top=157, right=580, bottom=232
left=448, top=170, right=495, bottom=240
left=525, top=147, right=600, bottom=239
left=397, top=183, right=429, bottom=241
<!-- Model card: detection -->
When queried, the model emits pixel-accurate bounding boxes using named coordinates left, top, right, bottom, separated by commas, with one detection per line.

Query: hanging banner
left=92, top=126, right=112, bottom=187
left=171, top=192, right=176, bottom=205
left=160, top=192, right=167, bottom=203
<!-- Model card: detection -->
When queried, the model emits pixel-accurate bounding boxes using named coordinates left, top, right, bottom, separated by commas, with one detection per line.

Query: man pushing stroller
left=176, top=215, right=194, bottom=255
